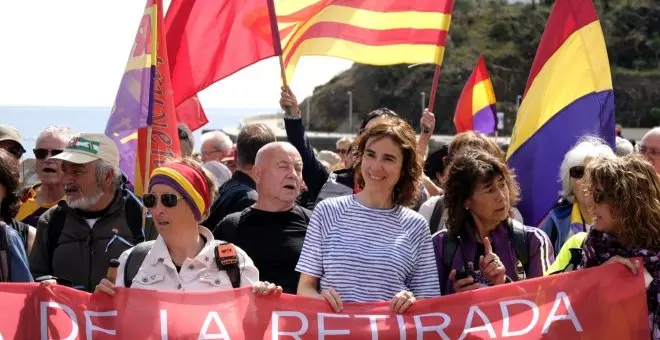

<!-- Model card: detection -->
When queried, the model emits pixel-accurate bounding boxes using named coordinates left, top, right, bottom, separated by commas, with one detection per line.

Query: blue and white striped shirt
left=296, top=195, right=440, bottom=302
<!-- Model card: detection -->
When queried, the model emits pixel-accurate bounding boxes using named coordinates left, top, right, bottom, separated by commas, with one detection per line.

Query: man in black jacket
left=202, top=123, right=276, bottom=229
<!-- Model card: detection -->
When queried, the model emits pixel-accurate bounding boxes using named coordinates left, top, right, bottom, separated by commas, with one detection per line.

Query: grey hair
left=615, top=137, right=634, bottom=157
left=559, top=135, right=615, bottom=202
left=178, top=123, right=194, bottom=157
left=200, top=131, right=232, bottom=152
left=36, top=125, right=73, bottom=146
left=94, top=159, right=122, bottom=190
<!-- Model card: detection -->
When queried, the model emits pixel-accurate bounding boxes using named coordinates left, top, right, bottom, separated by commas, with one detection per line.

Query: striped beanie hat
left=149, top=162, right=210, bottom=221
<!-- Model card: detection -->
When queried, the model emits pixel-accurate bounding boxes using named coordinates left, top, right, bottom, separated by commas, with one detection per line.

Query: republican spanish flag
left=506, top=0, right=615, bottom=225
left=453, top=55, right=497, bottom=134
left=277, top=0, right=455, bottom=82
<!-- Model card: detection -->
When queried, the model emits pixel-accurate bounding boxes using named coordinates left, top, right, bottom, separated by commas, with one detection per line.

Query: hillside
left=301, top=0, right=660, bottom=134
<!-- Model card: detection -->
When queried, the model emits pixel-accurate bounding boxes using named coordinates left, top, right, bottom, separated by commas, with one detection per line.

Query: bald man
left=640, top=127, right=660, bottom=173
left=213, top=142, right=310, bottom=293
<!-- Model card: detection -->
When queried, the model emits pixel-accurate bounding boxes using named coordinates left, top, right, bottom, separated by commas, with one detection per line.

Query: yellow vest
left=545, top=232, right=588, bottom=276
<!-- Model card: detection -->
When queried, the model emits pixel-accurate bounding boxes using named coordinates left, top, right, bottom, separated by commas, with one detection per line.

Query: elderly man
left=214, top=142, right=309, bottom=294
left=17, top=125, right=71, bottom=227
left=200, top=130, right=233, bottom=163
left=640, top=127, right=660, bottom=173
left=0, top=124, right=26, bottom=160
left=29, top=133, right=157, bottom=292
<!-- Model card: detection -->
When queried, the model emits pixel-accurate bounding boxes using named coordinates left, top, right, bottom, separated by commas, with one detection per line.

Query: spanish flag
left=453, top=55, right=497, bottom=134
left=506, top=0, right=615, bottom=225
left=277, top=0, right=455, bottom=82
left=105, top=0, right=181, bottom=195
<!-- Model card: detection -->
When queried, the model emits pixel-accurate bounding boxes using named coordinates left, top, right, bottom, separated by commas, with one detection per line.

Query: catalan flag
left=277, top=0, right=455, bottom=82
left=453, top=55, right=497, bottom=134
left=105, top=0, right=181, bottom=195
left=506, top=0, right=615, bottom=225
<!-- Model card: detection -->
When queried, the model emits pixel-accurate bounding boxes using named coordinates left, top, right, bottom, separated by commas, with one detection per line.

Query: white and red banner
left=0, top=263, right=649, bottom=339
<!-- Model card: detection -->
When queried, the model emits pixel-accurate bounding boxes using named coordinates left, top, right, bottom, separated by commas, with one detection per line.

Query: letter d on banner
left=40, top=302, right=79, bottom=340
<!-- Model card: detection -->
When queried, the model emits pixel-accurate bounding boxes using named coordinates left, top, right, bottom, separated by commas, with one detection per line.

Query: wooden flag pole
left=141, top=126, right=153, bottom=230
left=427, top=65, right=442, bottom=111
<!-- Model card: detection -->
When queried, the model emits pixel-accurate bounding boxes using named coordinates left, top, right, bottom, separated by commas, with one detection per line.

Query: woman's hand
left=94, top=279, right=116, bottom=296
left=390, top=290, right=416, bottom=313
left=449, top=268, right=480, bottom=293
left=253, top=281, right=283, bottom=296
left=279, top=86, right=300, bottom=116
left=605, top=255, right=640, bottom=275
left=320, top=288, right=343, bottom=312
left=479, top=237, right=506, bottom=285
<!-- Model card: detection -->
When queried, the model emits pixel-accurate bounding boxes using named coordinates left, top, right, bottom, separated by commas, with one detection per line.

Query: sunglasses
left=34, top=148, right=63, bottom=160
left=569, top=166, right=585, bottom=179
left=336, top=148, right=348, bottom=155
left=592, top=189, right=605, bottom=204
left=6, top=145, right=25, bottom=159
left=143, top=193, right=182, bottom=208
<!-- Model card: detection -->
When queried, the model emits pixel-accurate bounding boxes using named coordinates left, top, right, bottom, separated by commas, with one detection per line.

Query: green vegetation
left=303, top=0, right=660, bottom=134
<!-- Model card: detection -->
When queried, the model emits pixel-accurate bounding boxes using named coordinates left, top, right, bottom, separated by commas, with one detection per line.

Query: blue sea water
left=0, top=106, right=278, bottom=158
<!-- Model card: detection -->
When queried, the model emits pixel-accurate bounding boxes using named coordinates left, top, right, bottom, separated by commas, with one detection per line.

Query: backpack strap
left=441, top=231, right=458, bottom=293
left=123, top=240, right=155, bottom=287
left=214, top=242, right=241, bottom=289
left=429, top=197, right=444, bottom=234
left=508, top=219, right=529, bottom=275
left=0, top=223, right=11, bottom=282
left=47, top=206, right=67, bottom=272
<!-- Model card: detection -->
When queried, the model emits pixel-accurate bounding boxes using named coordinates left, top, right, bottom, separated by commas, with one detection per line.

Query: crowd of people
left=1, top=87, right=660, bottom=336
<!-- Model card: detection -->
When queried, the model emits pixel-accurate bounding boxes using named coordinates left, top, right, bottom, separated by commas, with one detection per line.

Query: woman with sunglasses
left=95, top=159, right=280, bottom=295
left=579, top=154, right=660, bottom=338
left=539, top=136, right=615, bottom=256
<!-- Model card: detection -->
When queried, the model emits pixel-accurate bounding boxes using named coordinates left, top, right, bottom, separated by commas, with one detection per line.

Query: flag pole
left=427, top=65, right=442, bottom=111
left=141, top=126, right=153, bottom=230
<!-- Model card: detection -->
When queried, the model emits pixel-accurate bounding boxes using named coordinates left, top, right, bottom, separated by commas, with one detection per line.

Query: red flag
left=165, top=0, right=282, bottom=107
left=176, top=95, right=208, bottom=132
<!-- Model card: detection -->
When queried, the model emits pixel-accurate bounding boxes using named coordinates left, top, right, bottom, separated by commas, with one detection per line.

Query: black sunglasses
left=569, top=166, right=585, bottom=179
left=6, top=145, right=25, bottom=159
left=592, top=189, right=605, bottom=204
left=33, top=148, right=63, bottom=160
left=143, top=193, right=182, bottom=208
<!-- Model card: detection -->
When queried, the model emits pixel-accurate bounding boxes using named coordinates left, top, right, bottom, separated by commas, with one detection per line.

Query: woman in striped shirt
left=296, top=116, right=440, bottom=313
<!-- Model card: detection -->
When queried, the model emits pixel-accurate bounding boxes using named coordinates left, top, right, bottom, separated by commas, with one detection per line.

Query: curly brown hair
left=442, top=149, right=521, bottom=235
left=585, top=154, right=660, bottom=250
left=447, top=131, right=506, bottom=164
left=0, top=149, right=21, bottom=223
left=353, top=116, right=422, bottom=207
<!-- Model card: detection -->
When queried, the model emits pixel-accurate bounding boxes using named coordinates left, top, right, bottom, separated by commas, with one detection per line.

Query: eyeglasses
left=336, top=148, right=348, bottom=155
left=201, top=150, right=222, bottom=157
left=592, top=189, right=605, bottom=204
left=34, top=148, right=63, bottom=160
left=569, top=166, right=585, bottom=179
left=5, top=145, right=25, bottom=159
left=143, top=193, right=182, bottom=208
left=640, top=145, right=660, bottom=159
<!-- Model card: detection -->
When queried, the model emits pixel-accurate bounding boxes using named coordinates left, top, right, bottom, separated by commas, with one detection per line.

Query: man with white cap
left=29, top=133, right=157, bottom=292
left=0, top=124, right=26, bottom=159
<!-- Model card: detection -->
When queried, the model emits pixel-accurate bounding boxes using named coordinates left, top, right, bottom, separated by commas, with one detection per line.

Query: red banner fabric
left=0, top=264, right=648, bottom=339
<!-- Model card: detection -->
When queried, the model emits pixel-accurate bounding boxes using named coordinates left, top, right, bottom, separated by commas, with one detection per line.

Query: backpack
left=47, top=195, right=146, bottom=268
left=441, top=219, right=528, bottom=292
left=122, top=241, right=241, bottom=288
left=0, top=223, right=11, bottom=282
left=429, top=197, right=444, bottom=234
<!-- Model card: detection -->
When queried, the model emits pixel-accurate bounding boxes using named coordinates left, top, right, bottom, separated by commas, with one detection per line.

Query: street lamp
left=515, top=94, right=523, bottom=113
left=347, top=91, right=353, bottom=133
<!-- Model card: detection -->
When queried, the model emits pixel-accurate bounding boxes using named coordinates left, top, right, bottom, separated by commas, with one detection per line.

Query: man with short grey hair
left=29, top=133, right=157, bottom=292
left=200, top=130, right=233, bottom=163
left=640, top=127, right=660, bottom=174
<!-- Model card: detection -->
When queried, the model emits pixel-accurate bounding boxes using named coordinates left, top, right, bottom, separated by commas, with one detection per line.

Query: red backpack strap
left=214, top=243, right=241, bottom=288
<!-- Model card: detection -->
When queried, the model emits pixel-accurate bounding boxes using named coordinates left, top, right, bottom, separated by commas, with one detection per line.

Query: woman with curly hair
left=296, top=117, right=440, bottom=313
left=579, top=154, right=660, bottom=338
left=433, top=149, right=553, bottom=295
left=0, top=149, right=33, bottom=282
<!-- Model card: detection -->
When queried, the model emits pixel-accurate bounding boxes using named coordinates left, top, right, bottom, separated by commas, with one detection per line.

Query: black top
left=8, top=219, right=29, bottom=252
left=214, top=205, right=311, bottom=294
left=202, top=171, right=258, bottom=230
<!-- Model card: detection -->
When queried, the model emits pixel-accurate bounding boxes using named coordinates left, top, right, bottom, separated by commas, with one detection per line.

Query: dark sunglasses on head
left=569, top=165, right=585, bottom=179
left=33, top=148, right=63, bottom=160
left=143, top=193, right=181, bottom=208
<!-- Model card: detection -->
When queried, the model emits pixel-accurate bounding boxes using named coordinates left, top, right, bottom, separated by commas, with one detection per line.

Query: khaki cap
left=51, top=133, right=120, bottom=168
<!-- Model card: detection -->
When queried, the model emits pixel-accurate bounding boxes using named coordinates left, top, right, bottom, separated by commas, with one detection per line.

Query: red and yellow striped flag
left=276, top=0, right=455, bottom=82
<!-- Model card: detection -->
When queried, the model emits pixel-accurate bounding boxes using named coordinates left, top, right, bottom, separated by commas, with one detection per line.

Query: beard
left=66, top=185, right=104, bottom=210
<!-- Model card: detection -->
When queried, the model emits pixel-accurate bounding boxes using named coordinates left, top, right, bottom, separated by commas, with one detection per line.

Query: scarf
left=581, top=230, right=660, bottom=339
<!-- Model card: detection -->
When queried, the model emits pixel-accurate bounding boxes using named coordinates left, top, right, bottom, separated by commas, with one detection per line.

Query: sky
left=0, top=0, right=352, bottom=109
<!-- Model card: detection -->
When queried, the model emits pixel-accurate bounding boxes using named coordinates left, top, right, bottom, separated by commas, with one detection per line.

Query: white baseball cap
left=51, top=133, right=120, bottom=168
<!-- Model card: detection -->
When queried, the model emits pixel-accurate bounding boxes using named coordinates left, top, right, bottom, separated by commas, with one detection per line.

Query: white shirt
left=115, top=226, right=259, bottom=291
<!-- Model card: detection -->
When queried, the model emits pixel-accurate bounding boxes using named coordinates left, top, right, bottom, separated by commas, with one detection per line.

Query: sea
left=0, top=106, right=279, bottom=159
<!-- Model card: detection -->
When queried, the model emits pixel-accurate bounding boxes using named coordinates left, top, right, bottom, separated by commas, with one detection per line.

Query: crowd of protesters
left=1, top=87, right=660, bottom=336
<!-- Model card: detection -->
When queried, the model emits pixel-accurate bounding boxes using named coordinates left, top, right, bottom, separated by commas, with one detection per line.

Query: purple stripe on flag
left=473, top=104, right=497, bottom=134
left=507, top=90, right=615, bottom=226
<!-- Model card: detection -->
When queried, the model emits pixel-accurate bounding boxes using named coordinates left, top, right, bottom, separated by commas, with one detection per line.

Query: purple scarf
left=581, top=230, right=660, bottom=339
